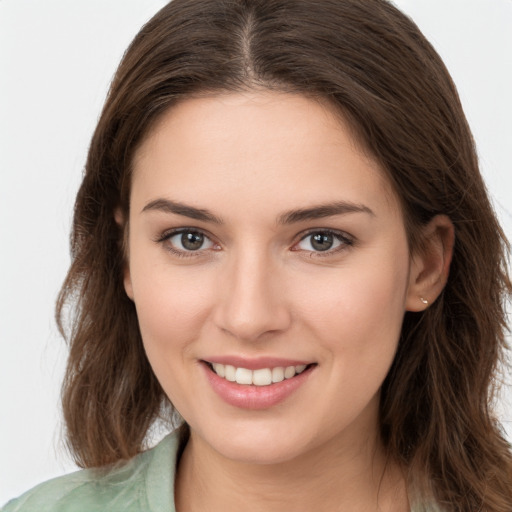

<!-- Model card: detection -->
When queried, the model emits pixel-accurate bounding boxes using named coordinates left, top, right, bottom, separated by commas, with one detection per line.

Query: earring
left=420, top=297, right=429, bottom=305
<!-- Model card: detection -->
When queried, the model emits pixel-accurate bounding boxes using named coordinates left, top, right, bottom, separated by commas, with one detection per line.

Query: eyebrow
left=277, top=201, right=375, bottom=224
left=141, top=198, right=374, bottom=225
left=142, top=199, right=223, bottom=224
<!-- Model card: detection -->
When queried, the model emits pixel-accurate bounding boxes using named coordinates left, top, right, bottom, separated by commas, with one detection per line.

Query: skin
left=122, top=91, right=453, bottom=512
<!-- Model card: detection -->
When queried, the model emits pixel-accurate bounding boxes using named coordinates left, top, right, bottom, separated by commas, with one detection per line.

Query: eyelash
left=155, top=228, right=218, bottom=258
left=155, top=228, right=355, bottom=258
left=293, top=229, right=354, bottom=257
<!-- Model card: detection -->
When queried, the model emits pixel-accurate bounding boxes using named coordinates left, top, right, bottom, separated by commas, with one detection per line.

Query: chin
left=192, top=419, right=317, bottom=465
left=220, top=440, right=308, bottom=465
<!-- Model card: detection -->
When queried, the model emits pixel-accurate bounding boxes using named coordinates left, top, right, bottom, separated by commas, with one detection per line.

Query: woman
left=3, top=0, right=511, bottom=510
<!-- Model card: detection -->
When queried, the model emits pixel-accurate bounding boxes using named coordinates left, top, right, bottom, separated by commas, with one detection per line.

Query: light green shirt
left=2, top=431, right=438, bottom=511
left=2, top=433, right=178, bottom=512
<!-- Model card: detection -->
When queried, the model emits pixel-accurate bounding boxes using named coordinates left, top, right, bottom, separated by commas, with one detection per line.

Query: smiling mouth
left=204, top=362, right=315, bottom=386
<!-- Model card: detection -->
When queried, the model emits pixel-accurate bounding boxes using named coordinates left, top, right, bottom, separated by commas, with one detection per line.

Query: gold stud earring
left=420, top=297, right=429, bottom=305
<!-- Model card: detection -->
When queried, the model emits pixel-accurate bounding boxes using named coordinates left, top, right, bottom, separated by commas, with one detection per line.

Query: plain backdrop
left=1, top=0, right=511, bottom=504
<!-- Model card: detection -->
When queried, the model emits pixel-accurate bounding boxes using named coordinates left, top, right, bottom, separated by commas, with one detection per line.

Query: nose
left=213, top=249, right=292, bottom=342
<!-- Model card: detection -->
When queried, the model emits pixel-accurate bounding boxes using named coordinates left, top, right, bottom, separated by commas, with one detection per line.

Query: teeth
left=210, top=363, right=309, bottom=386
left=212, top=363, right=225, bottom=378
left=271, top=367, right=284, bottom=383
left=225, top=365, right=236, bottom=382
left=253, top=368, right=272, bottom=386
left=235, top=367, right=253, bottom=385
left=284, top=366, right=296, bottom=379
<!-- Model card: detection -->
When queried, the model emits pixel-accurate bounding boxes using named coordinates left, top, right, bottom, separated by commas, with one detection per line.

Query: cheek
left=299, top=258, right=407, bottom=333
left=129, top=264, right=218, bottom=412
left=129, top=257, right=216, bottom=356
left=292, top=246, right=410, bottom=377
left=345, top=269, right=407, bottom=341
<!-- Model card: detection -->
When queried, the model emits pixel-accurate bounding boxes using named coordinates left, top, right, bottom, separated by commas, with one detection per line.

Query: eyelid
left=154, top=226, right=354, bottom=258
left=155, top=227, right=220, bottom=257
left=155, top=226, right=214, bottom=242
left=292, top=228, right=355, bottom=254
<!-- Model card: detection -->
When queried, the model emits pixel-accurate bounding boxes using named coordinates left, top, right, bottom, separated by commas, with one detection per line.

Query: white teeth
left=252, top=368, right=272, bottom=386
left=284, top=366, right=296, bottom=379
left=271, top=366, right=284, bottom=383
left=212, top=363, right=225, bottom=378
left=210, top=363, right=309, bottom=386
left=224, top=365, right=236, bottom=382
left=235, top=367, right=253, bottom=385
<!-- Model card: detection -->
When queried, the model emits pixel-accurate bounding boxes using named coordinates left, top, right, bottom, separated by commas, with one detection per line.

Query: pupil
left=311, top=233, right=333, bottom=251
left=182, top=232, right=204, bottom=250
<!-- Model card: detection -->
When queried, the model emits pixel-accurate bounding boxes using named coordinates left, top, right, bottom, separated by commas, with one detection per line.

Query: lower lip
left=202, top=363, right=314, bottom=410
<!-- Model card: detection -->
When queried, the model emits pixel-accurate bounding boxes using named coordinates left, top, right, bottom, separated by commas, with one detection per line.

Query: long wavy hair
left=57, top=0, right=512, bottom=509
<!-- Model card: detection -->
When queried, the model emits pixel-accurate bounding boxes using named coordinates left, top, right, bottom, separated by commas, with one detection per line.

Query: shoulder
left=1, top=432, right=180, bottom=512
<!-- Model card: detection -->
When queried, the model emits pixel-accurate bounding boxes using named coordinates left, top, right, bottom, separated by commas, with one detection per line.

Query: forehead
left=131, top=91, right=399, bottom=219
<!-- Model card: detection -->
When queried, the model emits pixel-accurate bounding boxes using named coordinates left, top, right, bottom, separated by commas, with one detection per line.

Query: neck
left=175, top=426, right=409, bottom=512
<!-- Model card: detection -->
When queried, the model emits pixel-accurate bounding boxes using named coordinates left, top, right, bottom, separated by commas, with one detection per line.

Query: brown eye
left=295, top=230, right=353, bottom=254
left=181, top=232, right=205, bottom=250
left=310, top=233, right=334, bottom=251
left=166, top=230, right=215, bottom=252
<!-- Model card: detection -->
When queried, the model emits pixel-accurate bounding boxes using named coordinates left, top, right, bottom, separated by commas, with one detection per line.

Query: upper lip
left=203, top=356, right=315, bottom=370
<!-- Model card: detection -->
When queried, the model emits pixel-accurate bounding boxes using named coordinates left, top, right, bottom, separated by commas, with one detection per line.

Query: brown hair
left=57, top=0, right=512, bottom=509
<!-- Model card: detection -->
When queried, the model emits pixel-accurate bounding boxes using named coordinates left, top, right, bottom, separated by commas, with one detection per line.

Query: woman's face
left=125, top=91, right=419, bottom=464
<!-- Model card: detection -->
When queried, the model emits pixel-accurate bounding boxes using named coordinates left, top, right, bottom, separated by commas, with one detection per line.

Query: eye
left=159, top=229, right=216, bottom=254
left=294, top=230, right=353, bottom=253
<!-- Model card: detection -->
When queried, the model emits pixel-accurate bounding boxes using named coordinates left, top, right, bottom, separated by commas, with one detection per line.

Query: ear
left=405, top=215, right=454, bottom=312
left=114, top=208, right=134, bottom=301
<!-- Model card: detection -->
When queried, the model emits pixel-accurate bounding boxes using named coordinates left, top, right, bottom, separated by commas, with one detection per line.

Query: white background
left=1, top=0, right=511, bottom=504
